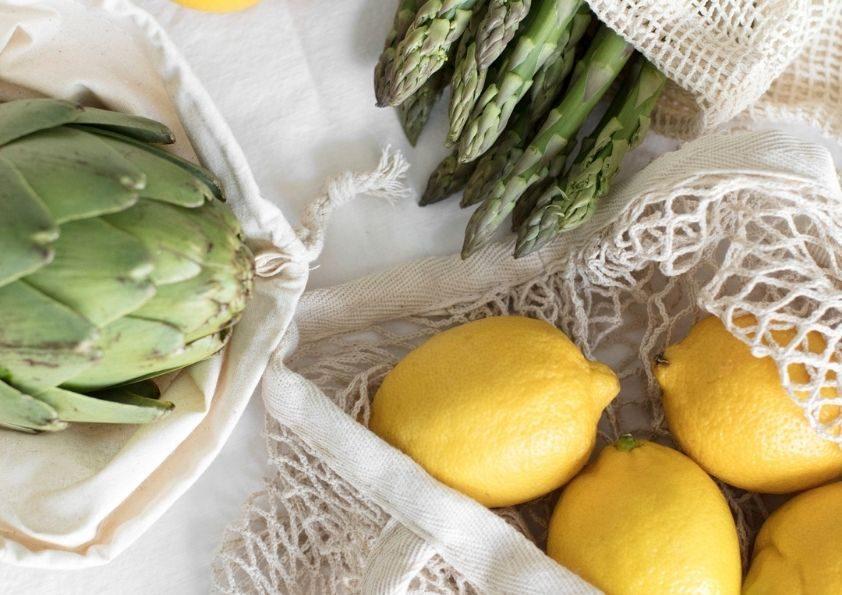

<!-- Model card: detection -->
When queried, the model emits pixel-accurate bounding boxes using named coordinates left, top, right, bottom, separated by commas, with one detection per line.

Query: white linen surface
left=1, top=0, right=840, bottom=592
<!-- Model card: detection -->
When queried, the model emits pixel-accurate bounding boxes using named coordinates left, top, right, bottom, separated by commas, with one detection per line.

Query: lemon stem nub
left=615, top=434, right=641, bottom=452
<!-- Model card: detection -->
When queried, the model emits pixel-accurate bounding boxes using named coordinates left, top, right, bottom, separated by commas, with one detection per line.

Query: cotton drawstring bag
left=211, top=0, right=842, bottom=592
left=0, top=0, right=311, bottom=567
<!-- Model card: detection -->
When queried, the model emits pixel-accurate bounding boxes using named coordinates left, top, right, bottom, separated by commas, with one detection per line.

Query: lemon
left=369, top=316, right=619, bottom=507
left=744, top=481, right=842, bottom=594
left=172, top=0, right=260, bottom=13
left=655, top=316, right=842, bottom=493
left=547, top=437, right=742, bottom=595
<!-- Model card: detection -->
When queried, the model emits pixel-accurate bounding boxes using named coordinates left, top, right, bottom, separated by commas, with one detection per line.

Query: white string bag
left=212, top=127, right=841, bottom=593
left=211, top=1, right=842, bottom=589
left=588, top=0, right=842, bottom=141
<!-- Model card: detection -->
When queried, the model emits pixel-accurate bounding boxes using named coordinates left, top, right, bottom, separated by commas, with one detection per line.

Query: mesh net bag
left=588, top=0, right=842, bottom=140
left=212, top=128, right=842, bottom=593
left=210, top=1, right=842, bottom=591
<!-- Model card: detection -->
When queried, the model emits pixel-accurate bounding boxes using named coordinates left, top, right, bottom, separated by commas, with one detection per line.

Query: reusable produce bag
left=0, top=0, right=311, bottom=567
left=211, top=1, right=842, bottom=593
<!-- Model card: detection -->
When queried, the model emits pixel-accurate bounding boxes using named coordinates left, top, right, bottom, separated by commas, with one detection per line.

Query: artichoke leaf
left=71, top=106, right=174, bottom=144
left=0, top=156, right=58, bottom=288
left=119, top=332, right=228, bottom=384
left=134, top=206, right=251, bottom=340
left=106, top=379, right=161, bottom=399
left=64, top=316, right=186, bottom=391
left=191, top=201, right=251, bottom=269
left=0, top=379, right=65, bottom=433
left=104, top=200, right=209, bottom=285
left=0, top=281, right=99, bottom=388
left=86, top=128, right=223, bottom=201
left=25, top=218, right=155, bottom=327
left=0, top=98, right=81, bottom=146
left=1, top=127, right=144, bottom=223
left=200, top=185, right=242, bottom=235
left=98, top=133, right=215, bottom=208
left=134, top=270, right=239, bottom=341
left=22, top=383, right=173, bottom=425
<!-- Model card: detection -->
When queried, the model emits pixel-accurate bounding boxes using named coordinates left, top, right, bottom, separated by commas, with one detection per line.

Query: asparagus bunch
left=460, top=6, right=590, bottom=207
left=458, top=0, right=583, bottom=163
left=374, top=1, right=666, bottom=259
left=515, top=58, right=665, bottom=256
left=462, top=26, right=634, bottom=257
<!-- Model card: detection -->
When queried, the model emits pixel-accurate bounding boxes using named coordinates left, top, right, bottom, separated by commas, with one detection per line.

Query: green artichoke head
left=0, top=99, right=254, bottom=433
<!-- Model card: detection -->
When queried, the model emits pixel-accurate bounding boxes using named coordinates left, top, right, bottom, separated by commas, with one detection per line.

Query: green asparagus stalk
left=475, top=0, right=532, bottom=67
left=461, top=25, right=634, bottom=258
left=514, top=58, right=665, bottom=257
left=529, top=6, right=591, bottom=118
left=399, top=62, right=453, bottom=145
left=509, top=142, right=567, bottom=228
left=376, top=0, right=484, bottom=107
left=457, top=0, right=583, bottom=163
left=460, top=11, right=587, bottom=208
left=420, top=153, right=478, bottom=205
left=447, top=13, right=489, bottom=144
left=511, top=178, right=549, bottom=230
left=375, top=0, right=421, bottom=105
left=460, top=110, right=532, bottom=206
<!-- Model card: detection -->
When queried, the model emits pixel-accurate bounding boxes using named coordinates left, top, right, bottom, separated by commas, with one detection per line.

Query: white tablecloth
left=1, top=0, right=840, bottom=592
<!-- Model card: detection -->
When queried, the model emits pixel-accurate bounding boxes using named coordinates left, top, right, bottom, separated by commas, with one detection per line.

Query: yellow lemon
left=172, top=0, right=260, bottom=13
left=744, top=481, right=842, bottom=594
left=369, top=316, right=619, bottom=507
left=547, top=438, right=742, bottom=595
left=656, top=316, right=842, bottom=493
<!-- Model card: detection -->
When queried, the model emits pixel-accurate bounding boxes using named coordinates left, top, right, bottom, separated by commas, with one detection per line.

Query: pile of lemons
left=370, top=315, right=842, bottom=594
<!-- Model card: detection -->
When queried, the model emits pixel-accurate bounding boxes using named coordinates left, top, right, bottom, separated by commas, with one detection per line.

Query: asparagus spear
left=447, top=13, right=489, bottom=144
left=511, top=178, right=549, bottom=230
left=460, top=110, right=532, bottom=206
left=509, top=144, right=566, bottom=229
left=375, top=0, right=421, bottom=105
left=460, top=11, right=587, bottom=208
left=515, top=58, right=665, bottom=257
left=376, top=0, right=484, bottom=107
left=420, top=153, right=478, bottom=205
left=457, top=0, right=583, bottom=163
left=461, top=25, right=634, bottom=258
left=529, top=5, right=591, bottom=118
left=398, top=62, right=453, bottom=145
left=475, top=0, right=532, bottom=67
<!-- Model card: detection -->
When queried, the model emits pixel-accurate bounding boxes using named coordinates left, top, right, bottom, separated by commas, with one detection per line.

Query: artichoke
left=0, top=99, right=254, bottom=433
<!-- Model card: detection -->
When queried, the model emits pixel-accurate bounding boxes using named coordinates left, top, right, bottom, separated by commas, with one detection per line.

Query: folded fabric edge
left=296, top=129, right=840, bottom=343
left=260, top=336, right=600, bottom=594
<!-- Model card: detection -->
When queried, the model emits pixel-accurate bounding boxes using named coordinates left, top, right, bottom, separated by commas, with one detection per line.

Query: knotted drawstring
left=254, top=146, right=411, bottom=278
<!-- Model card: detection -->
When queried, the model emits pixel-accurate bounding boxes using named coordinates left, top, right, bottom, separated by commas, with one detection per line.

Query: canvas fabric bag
left=0, top=0, right=313, bottom=567
left=212, top=0, right=842, bottom=592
